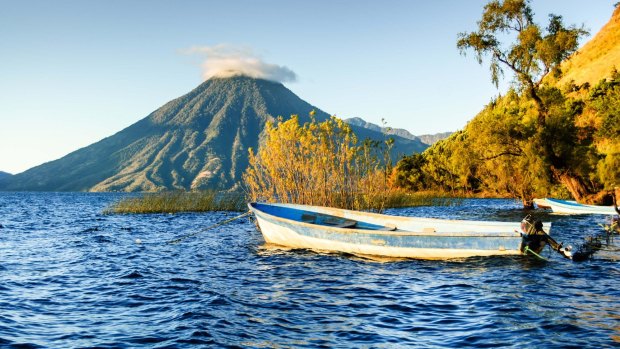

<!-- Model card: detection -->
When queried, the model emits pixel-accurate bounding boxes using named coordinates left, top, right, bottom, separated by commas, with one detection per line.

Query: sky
left=0, top=0, right=615, bottom=174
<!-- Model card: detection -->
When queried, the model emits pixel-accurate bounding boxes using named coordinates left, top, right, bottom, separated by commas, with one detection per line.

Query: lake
left=1, top=192, right=619, bottom=348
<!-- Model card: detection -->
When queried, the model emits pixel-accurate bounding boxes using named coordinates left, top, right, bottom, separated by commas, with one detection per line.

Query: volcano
left=0, top=76, right=427, bottom=192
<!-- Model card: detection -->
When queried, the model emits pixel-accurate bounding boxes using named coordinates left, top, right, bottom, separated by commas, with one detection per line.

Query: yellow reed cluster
left=243, top=114, right=393, bottom=211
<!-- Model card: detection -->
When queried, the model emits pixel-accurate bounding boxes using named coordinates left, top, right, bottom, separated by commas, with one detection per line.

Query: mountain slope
left=556, top=6, right=620, bottom=87
left=345, top=117, right=451, bottom=145
left=0, top=76, right=426, bottom=192
left=416, top=132, right=453, bottom=146
left=345, top=117, right=419, bottom=140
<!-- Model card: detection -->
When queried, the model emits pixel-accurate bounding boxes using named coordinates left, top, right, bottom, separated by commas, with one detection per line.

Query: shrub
left=243, top=115, right=394, bottom=211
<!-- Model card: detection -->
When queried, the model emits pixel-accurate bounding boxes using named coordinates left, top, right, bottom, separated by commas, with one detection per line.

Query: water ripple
left=0, top=193, right=618, bottom=348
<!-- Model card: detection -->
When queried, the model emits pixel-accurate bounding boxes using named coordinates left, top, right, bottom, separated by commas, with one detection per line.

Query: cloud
left=183, top=44, right=297, bottom=83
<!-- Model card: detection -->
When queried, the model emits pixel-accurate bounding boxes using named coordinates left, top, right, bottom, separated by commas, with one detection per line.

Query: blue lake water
left=0, top=192, right=619, bottom=348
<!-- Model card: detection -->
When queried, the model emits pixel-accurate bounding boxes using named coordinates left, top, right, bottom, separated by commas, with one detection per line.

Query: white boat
left=248, top=202, right=552, bottom=260
left=539, top=198, right=619, bottom=215
left=533, top=198, right=553, bottom=209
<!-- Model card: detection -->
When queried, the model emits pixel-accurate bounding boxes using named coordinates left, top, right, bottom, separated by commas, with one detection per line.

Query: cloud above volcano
left=183, top=44, right=297, bottom=83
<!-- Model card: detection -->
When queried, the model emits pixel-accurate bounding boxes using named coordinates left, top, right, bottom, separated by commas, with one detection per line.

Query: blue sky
left=0, top=0, right=614, bottom=174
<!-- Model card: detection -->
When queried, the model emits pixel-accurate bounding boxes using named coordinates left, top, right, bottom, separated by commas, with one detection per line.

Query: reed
left=380, top=190, right=461, bottom=209
left=104, top=190, right=245, bottom=214
left=243, top=115, right=455, bottom=212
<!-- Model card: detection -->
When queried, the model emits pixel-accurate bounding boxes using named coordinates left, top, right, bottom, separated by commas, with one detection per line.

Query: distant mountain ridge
left=0, top=171, right=12, bottom=180
left=0, top=76, right=427, bottom=192
left=345, top=117, right=451, bottom=145
left=345, top=117, right=418, bottom=140
left=416, top=132, right=453, bottom=146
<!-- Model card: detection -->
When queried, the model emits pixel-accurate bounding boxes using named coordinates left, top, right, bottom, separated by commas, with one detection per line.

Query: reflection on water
left=0, top=193, right=618, bottom=348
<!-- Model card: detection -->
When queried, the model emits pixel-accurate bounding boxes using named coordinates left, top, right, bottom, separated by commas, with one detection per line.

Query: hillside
left=556, top=6, right=620, bottom=87
left=396, top=5, right=620, bottom=204
left=0, top=76, right=426, bottom=192
left=0, top=171, right=12, bottom=180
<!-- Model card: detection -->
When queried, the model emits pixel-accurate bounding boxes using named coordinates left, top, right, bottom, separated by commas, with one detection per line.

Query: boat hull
left=249, top=203, right=533, bottom=259
left=541, top=198, right=618, bottom=215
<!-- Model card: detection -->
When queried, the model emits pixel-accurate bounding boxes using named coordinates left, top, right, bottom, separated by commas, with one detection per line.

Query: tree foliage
left=393, top=72, right=620, bottom=205
left=587, top=70, right=620, bottom=190
left=429, top=0, right=603, bottom=205
left=243, top=115, right=394, bottom=211
left=457, top=0, right=587, bottom=125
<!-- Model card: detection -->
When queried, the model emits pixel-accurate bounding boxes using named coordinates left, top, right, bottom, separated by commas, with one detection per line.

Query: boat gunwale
left=258, top=202, right=522, bottom=226
left=249, top=202, right=523, bottom=238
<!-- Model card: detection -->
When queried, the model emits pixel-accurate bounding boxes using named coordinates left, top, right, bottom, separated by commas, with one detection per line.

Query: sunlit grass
left=380, top=190, right=461, bottom=209
left=104, top=189, right=457, bottom=215
left=244, top=115, right=401, bottom=212
left=104, top=190, right=245, bottom=214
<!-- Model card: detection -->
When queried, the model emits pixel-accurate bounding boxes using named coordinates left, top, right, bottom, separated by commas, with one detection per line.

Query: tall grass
left=104, top=190, right=245, bottom=214
left=244, top=115, right=383, bottom=211
left=105, top=189, right=456, bottom=215
left=243, top=115, right=454, bottom=212
left=381, top=190, right=461, bottom=209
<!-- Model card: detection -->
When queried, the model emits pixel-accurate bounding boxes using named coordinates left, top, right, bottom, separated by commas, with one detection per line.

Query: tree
left=457, top=0, right=587, bottom=126
left=393, top=153, right=428, bottom=191
left=588, top=72, right=620, bottom=191
left=457, top=0, right=592, bottom=204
